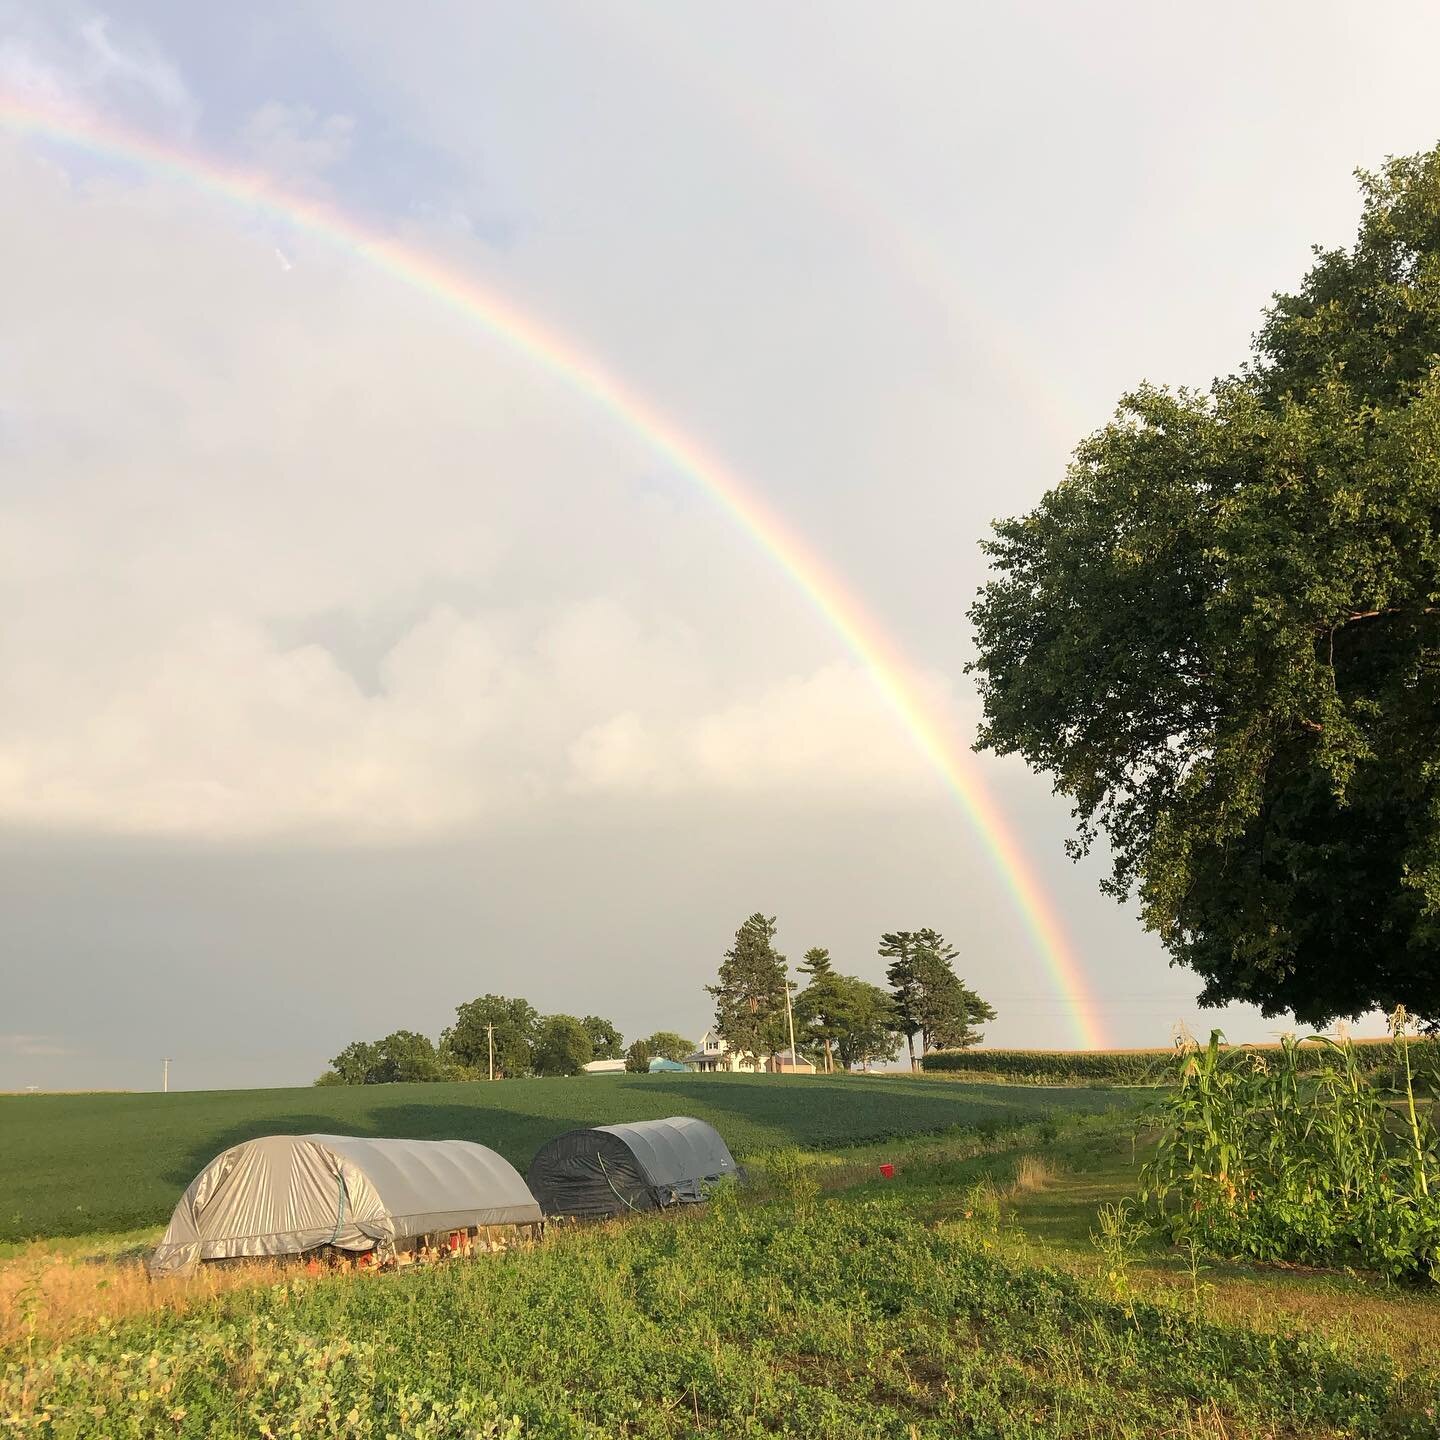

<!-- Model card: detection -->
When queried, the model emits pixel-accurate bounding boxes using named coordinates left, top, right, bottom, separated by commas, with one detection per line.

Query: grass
left=7, top=1080, right=1439, bottom=1435
left=5, top=1114, right=1440, bottom=1438
left=0, top=1072, right=1132, bottom=1241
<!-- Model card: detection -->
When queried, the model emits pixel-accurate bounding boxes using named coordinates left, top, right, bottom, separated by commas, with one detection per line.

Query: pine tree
left=880, top=931, right=922, bottom=1071
left=797, top=946, right=841, bottom=1073
left=707, top=913, right=789, bottom=1069
left=912, top=929, right=996, bottom=1053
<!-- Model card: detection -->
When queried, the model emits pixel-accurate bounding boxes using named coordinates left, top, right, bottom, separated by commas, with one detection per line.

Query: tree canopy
left=323, top=1030, right=446, bottom=1085
left=882, top=930, right=992, bottom=1063
left=969, top=146, right=1440, bottom=1025
left=532, top=1014, right=594, bottom=1076
left=581, top=1015, right=624, bottom=1060
left=641, top=1031, right=695, bottom=1062
left=443, top=994, right=540, bottom=1078
left=708, top=913, right=790, bottom=1065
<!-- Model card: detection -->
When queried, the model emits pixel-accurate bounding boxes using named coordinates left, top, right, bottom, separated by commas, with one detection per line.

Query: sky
left=2, top=2, right=1437, bottom=1091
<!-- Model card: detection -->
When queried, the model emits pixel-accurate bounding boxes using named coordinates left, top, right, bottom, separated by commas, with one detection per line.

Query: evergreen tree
left=880, top=931, right=923, bottom=1070
left=911, top=929, right=996, bottom=1054
left=796, top=946, right=843, bottom=1073
left=707, top=912, right=789, bottom=1069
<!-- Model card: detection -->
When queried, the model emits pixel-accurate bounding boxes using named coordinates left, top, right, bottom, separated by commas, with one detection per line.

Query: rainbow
left=0, top=91, right=1106, bottom=1048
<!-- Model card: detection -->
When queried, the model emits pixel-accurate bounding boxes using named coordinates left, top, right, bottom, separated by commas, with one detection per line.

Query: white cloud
left=239, top=102, right=355, bottom=189
left=0, top=1033, right=71, bottom=1058
left=0, top=6, right=196, bottom=131
left=0, top=133, right=945, bottom=842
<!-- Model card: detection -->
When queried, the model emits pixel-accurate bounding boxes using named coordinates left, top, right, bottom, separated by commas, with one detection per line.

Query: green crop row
left=921, top=1039, right=1440, bottom=1086
left=6, top=1186, right=1436, bottom=1438
left=0, top=1073, right=1126, bottom=1242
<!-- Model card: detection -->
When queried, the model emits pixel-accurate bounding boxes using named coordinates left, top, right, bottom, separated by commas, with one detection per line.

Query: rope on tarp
left=597, top=1154, right=645, bottom=1213
left=327, top=1168, right=347, bottom=1246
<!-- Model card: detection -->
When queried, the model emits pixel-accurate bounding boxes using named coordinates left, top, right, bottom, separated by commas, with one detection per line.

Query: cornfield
left=920, top=1038, right=1440, bottom=1086
left=1141, top=1019, right=1440, bottom=1281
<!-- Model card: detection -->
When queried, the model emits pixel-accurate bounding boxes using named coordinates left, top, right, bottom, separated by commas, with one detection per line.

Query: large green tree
left=707, top=913, right=789, bottom=1068
left=329, top=1040, right=383, bottom=1085
left=532, top=1014, right=594, bottom=1076
left=581, top=1015, right=624, bottom=1060
left=884, top=930, right=993, bottom=1060
left=829, top=977, right=901, bottom=1071
left=640, top=1031, right=696, bottom=1063
left=322, top=1031, right=445, bottom=1084
left=443, top=994, right=540, bottom=1078
left=969, top=147, right=1440, bottom=1025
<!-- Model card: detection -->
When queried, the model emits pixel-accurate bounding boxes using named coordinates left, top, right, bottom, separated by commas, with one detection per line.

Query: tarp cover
left=150, top=1134, right=541, bottom=1276
left=526, top=1115, right=738, bottom=1218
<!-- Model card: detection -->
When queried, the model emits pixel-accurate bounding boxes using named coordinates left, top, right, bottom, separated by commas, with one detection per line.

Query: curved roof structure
left=526, top=1115, right=738, bottom=1219
left=150, top=1133, right=541, bottom=1276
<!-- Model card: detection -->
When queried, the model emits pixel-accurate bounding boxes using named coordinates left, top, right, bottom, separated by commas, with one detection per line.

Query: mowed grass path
left=1, top=1073, right=1132, bottom=1241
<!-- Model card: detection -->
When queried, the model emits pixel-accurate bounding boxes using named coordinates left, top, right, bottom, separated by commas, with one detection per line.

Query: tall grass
left=1141, top=1018, right=1440, bottom=1281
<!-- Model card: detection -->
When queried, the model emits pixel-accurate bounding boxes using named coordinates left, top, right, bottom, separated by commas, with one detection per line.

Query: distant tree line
left=315, top=999, right=694, bottom=1085
left=315, top=913, right=994, bottom=1085
left=708, top=913, right=995, bottom=1072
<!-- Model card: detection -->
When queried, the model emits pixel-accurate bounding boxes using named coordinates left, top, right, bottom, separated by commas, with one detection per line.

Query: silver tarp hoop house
left=525, top=1115, right=739, bottom=1219
left=149, top=1133, right=542, bottom=1277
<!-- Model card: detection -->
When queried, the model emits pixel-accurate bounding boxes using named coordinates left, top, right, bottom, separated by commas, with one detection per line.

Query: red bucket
left=879, top=1163, right=895, bottom=1179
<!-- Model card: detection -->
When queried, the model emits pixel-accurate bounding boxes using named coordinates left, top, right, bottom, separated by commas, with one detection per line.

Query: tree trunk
left=824, top=1038, right=833, bottom=1074
left=906, top=1032, right=916, bottom=1072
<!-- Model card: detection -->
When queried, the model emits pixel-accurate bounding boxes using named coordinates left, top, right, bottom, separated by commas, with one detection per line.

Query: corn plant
left=1141, top=1022, right=1440, bottom=1280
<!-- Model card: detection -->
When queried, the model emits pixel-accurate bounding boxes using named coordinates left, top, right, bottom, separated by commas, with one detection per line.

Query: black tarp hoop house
left=525, top=1115, right=739, bottom=1219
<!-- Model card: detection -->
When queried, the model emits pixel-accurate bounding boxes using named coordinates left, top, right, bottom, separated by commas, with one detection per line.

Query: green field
left=6, top=1110, right=1439, bottom=1438
left=0, top=1072, right=1130, bottom=1241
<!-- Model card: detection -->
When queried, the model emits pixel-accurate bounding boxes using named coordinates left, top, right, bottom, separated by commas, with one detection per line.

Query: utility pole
left=784, top=981, right=797, bottom=1077
left=486, top=1023, right=495, bottom=1081
left=163, top=1058, right=171, bottom=1094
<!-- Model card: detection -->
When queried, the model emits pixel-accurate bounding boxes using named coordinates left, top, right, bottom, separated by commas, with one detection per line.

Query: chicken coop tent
left=150, top=1134, right=542, bottom=1277
left=526, top=1115, right=739, bottom=1219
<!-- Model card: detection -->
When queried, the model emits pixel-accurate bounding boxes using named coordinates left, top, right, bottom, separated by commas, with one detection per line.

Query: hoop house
left=526, top=1115, right=738, bottom=1219
left=150, top=1133, right=541, bottom=1276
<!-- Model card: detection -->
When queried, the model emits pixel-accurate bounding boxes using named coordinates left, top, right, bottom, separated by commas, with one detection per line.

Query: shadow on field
left=165, top=1115, right=361, bottom=1188
left=645, top=1075, right=1093, bottom=1148
left=165, top=1106, right=598, bottom=1190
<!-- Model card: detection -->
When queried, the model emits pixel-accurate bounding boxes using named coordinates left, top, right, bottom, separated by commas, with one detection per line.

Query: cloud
left=239, top=102, right=355, bottom=189
left=0, top=1033, right=71, bottom=1058
left=0, top=6, right=196, bottom=131
left=0, top=133, right=948, bottom=843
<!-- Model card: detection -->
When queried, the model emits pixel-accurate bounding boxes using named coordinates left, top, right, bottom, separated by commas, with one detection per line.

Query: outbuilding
left=149, top=1133, right=542, bottom=1276
left=526, top=1114, right=739, bottom=1219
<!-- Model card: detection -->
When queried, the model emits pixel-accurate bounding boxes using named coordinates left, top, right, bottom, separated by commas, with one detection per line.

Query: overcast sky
left=3, top=2, right=1437, bottom=1091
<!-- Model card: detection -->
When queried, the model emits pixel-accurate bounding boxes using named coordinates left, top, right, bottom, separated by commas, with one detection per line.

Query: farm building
left=681, top=1030, right=814, bottom=1073
left=766, top=1050, right=816, bottom=1074
left=682, top=1029, right=761, bottom=1073
left=582, top=1058, right=627, bottom=1075
left=149, top=1134, right=542, bottom=1276
left=526, top=1115, right=739, bottom=1219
